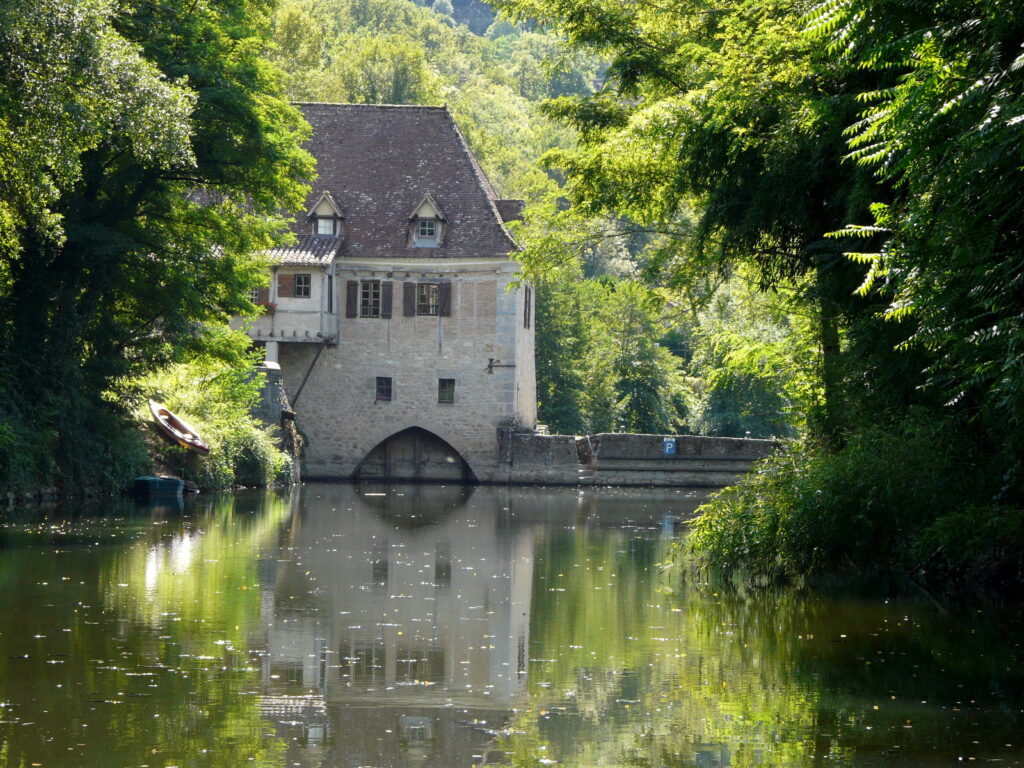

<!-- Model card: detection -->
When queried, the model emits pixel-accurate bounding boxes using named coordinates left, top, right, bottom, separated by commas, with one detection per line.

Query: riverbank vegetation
left=0, top=0, right=311, bottom=495
left=134, top=331, right=292, bottom=490
left=491, top=0, right=1024, bottom=588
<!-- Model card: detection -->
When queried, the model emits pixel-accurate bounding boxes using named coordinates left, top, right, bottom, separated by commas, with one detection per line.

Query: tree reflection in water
left=0, top=485, right=1020, bottom=767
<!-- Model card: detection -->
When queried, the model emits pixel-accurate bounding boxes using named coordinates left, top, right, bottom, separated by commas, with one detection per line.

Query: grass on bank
left=686, top=415, right=1024, bottom=590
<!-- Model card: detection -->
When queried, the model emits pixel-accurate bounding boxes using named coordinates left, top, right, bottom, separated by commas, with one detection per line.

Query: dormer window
left=416, top=218, right=437, bottom=242
left=306, top=190, right=344, bottom=239
left=316, top=216, right=337, bottom=236
left=409, top=194, right=446, bottom=248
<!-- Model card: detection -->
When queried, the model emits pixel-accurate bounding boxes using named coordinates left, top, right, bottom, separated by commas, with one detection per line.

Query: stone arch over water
left=352, top=427, right=477, bottom=483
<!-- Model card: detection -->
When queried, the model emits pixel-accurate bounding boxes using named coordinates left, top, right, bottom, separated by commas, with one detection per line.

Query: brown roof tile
left=272, top=234, right=341, bottom=266
left=284, top=103, right=521, bottom=261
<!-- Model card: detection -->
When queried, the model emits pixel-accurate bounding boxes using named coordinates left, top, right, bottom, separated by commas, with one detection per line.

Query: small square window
left=248, top=287, right=261, bottom=303
left=417, top=283, right=439, bottom=315
left=316, top=217, right=336, bottom=236
left=438, top=378, right=455, bottom=404
left=294, top=273, right=311, bottom=298
left=361, top=280, right=381, bottom=318
left=376, top=376, right=392, bottom=402
left=417, top=219, right=436, bottom=239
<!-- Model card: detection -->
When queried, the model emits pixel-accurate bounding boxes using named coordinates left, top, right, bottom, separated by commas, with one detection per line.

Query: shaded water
left=0, top=483, right=1021, bottom=767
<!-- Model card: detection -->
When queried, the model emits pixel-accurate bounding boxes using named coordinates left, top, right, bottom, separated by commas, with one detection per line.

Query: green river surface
left=0, top=483, right=1021, bottom=767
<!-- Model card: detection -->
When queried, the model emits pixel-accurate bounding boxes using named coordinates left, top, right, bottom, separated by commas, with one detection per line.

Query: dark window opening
left=438, top=378, right=455, bottom=404
left=417, top=283, right=439, bottom=315
left=376, top=376, right=392, bottom=402
left=361, top=280, right=381, bottom=317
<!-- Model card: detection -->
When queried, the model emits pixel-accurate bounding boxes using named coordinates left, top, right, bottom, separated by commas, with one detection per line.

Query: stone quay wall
left=506, top=432, right=776, bottom=487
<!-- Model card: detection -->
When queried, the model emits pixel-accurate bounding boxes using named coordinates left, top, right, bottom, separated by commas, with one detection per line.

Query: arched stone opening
left=352, top=427, right=477, bottom=484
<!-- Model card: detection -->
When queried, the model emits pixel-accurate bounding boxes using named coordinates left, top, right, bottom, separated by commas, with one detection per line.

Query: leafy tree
left=0, top=0, right=313, bottom=492
left=598, top=280, right=686, bottom=434
left=686, top=0, right=1024, bottom=584
left=330, top=34, right=439, bottom=103
left=534, top=272, right=589, bottom=434
left=809, top=0, right=1024, bottom=462
left=493, top=0, right=888, bottom=438
left=534, top=272, right=685, bottom=435
left=273, top=2, right=325, bottom=70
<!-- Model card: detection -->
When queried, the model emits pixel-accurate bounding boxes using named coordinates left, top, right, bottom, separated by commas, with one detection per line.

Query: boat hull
left=148, top=400, right=211, bottom=455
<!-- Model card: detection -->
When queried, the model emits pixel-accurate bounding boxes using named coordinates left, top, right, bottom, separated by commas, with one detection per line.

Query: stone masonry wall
left=279, top=260, right=535, bottom=482
left=506, top=432, right=776, bottom=487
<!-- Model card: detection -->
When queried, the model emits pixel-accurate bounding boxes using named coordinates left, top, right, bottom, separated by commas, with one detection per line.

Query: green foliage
left=270, top=0, right=594, bottom=201
left=495, top=0, right=889, bottom=445
left=0, top=0, right=312, bottom=494
left=808, top=0, right=1024, bottom=457
left=135, top=331, right=291, bottom=489
left=689, top=417, right=1023, bottom=586
left=328, top=34, right=440, bottom=104
left=535, top=272, right=687, bottom=435
left=681, top=277, right=818, bottom=439
left=501, top=0, right=1024, bottom=587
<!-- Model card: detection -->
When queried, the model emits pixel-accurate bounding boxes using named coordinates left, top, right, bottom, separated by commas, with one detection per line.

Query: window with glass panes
left=316, top=217, right=336, bottom=236
left=417, top=219, right=436, bottom=239
left=294, top=273, right=311, bottom=298
left=438, top=378, right=455, bottom=404
left=417, top=283, right=439, bottom=315
left=360, top=280, right=381, bottom=317
left=375, top=376, right=392, bottom=402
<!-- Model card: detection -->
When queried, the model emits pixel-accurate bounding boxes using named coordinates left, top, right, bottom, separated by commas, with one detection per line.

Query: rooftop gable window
left=409, top=194, right=446, bottom=248
left=306, top=190, right=344, bottom=238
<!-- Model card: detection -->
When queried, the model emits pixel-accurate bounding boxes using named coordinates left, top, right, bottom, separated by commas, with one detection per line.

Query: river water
left=0, top=483, right=1021, bottom=767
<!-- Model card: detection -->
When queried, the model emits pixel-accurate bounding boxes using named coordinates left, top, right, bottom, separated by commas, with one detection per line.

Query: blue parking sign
left=663, top=438, right=676, bottom=455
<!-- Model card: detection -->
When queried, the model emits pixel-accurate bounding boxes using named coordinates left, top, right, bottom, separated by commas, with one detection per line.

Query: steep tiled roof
left=272, top=234, right=341, bottom=266
left=280, top=103, right=521, bottom=261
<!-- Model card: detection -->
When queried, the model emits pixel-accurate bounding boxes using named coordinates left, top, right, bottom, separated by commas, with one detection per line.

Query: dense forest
left=489, top=0, right=1024, bottom=588
left=1, top=0, right=1022, bottom=588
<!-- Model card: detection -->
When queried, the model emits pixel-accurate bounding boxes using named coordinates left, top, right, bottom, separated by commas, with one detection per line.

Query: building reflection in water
left=255, top=483, right=545, bottom=767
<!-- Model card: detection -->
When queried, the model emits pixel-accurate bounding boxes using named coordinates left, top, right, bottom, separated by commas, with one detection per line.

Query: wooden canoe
left=148, top=400, right=210, bottom=455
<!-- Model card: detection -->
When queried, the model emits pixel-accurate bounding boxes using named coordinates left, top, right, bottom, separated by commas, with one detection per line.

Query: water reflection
left=0, top=485, right=1021, bottom=767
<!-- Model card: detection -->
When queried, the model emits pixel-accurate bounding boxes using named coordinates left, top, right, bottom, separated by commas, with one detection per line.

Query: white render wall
left=238, top=266, right=337, bottom=344
left=277, top=258, right=536, bottom=481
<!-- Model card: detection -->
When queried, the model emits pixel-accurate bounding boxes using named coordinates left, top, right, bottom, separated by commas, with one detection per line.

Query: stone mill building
left=242, top=103, right=537, bottom=483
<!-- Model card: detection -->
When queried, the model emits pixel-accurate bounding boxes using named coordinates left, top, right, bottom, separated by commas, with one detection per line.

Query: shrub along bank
left=687, top=417, right=1024, bottom=591
left=135, top=343, right=292, bottom=491
left=0, top=340, right=291, bottom=499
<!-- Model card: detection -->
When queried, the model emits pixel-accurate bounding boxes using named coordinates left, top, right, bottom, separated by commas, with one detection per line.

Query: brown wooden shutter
left=345, top=280, right=358, bottom=318
left=257, top=287, right=270, bottom=304
left=381, top=281, right=393, bottom=318
left=439, top=282, right=452, bottom=317
left=277, top=272, right=295, bottom=298
left=403, top=282, right=416, bottom=316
